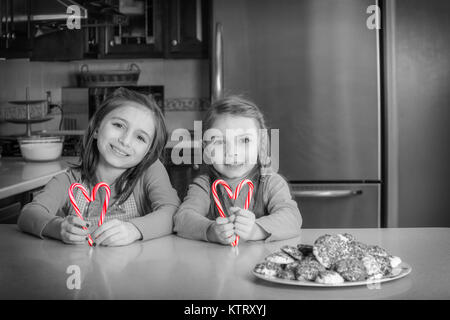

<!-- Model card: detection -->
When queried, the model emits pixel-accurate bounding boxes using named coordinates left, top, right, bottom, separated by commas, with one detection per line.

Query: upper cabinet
left=99, top=0, right=209, bottom=59
left=0, top=0, right=210, bottom=60
left=165, top=0, right=209, bottom=58
left=0, top=0, right=33, bottom=59
left=98, top=0, right=164, bottom=58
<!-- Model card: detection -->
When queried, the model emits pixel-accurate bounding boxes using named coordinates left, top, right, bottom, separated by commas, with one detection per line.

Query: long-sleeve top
left=18, top=159, right=180, bottom=241
left=173, top=167, right=302, bottom=242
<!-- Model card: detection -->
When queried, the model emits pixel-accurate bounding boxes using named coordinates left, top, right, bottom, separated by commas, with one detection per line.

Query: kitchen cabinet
left=99, top=0, right=209, bottom=59
left=98, top=0, right=164, bottom=58
left=0, top=0, right=33, bottom=59
left=0, top=185, right=46, bottom=224
left=166, top=162, right=198, bottom=200
left=32, top=28, right=88, bottom=61
left=1, top=0, right=209, bottom=60
left=165, top=0, right=210, bottom=58
left=0, top=190, right=33, bottom=224
left=0, top=0, right=89, bottom=61
left=164, top=147, right=201, bottom=200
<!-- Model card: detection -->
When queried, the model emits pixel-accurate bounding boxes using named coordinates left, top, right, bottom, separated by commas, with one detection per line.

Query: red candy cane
left=212, top=179, right=254, bottom=247
left=69, top=182, right=111, bottom=247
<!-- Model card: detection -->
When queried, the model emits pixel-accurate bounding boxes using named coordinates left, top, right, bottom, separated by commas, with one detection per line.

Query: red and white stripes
left=212, top=179, right=254, bottom=247
left=69, top=182, right=111, bottom=247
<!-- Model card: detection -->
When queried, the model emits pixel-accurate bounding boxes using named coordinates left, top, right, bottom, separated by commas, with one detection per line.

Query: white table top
left=0, top=226, right=449, bottom=299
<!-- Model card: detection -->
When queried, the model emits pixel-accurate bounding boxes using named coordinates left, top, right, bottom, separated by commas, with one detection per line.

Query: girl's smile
left=110, top=143, right=131, bottom=157
left=96, top=102, right=155, bottom=175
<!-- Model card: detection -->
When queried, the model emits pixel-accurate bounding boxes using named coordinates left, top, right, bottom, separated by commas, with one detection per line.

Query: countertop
left=0, top=132, right=202, bottom=149
left=0, top=226, right=449, bottom=299
left=0, top=157, right=78, bottom=200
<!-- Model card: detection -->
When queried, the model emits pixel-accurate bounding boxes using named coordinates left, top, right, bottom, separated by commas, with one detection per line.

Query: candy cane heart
left=68, top=182, right=111, bottom=247
left=212, top=179, right=254, bottom=247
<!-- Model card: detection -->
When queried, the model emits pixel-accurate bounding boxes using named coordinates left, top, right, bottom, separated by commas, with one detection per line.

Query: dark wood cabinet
left=167, top=163, right=199, bottom=200
left=164, top=148, right=201, bottom=200
left=0, top=0, right=33, bottom=59
left=0, top=0, right=87, bottom=61
left=99, top=0, right=209, bottom=59
left=1, top=0, right=210, bottom=60
left=32, top=28, right=87, bottom=61
left=98, top=0, right=164, bottom=58
left=165, top=0, right=209, bottom=58
left=0, top=190, right=34, bottom=224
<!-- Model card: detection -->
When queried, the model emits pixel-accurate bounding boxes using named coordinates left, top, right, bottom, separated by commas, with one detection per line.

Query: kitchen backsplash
left=0, top=58, right=209, bottom=135
left=164, top=98, right=209, bottom=111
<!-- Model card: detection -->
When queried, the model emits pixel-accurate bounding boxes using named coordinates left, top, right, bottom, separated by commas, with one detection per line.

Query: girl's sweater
left=18, top=160, right=180, bottom=241
left=174, top=166, right=302, bottom=242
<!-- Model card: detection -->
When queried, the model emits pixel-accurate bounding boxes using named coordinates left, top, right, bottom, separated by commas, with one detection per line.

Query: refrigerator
left=211, top=0, right=382, bottom=228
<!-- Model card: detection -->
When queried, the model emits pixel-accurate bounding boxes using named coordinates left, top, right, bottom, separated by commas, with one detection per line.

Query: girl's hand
left=60, top=216, right=90, bottom=245
left=91, top=219, right=142, bottom=246
left=230, top=207, right=256, bottom=241
left=207, top=215, right=237, bottom=245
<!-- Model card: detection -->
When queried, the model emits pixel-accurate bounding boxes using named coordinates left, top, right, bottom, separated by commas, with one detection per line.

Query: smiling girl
left=18, top=88, right=180, bottom=246
left=173, top=96, right=302, bottom=245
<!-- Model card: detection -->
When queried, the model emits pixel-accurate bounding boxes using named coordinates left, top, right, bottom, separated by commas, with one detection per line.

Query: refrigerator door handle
left=211, top=22, right=224, bottom=102
left=291, top=190, right=363, bottom=198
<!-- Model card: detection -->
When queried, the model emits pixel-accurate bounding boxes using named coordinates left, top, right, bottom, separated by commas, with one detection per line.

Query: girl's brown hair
left=76, top=87, right=167, bottom=204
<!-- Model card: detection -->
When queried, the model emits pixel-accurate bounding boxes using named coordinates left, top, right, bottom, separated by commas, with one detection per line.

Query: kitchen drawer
left=290, top=183, right=380, bottom=228
left=0, top=202, right=21, bottom=224
left=0, top=190, right=35, bottom=224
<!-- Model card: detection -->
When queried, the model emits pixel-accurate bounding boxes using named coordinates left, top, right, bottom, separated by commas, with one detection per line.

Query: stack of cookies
left=253, top=234, right=402, bottom=284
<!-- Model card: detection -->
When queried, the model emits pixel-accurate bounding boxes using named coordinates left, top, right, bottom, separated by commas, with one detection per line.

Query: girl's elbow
left=17, top=207, right=30, bottom=232
left=173, top=209, right=187, bottom=230
left=16, top=213, right=25, bottom=232
left=296, top=213, right=303, bottom=230
left=289, top=209, right=303, bottom=235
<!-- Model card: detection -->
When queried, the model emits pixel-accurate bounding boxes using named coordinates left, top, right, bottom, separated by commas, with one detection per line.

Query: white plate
left=253, top=262, right=412, bottom=287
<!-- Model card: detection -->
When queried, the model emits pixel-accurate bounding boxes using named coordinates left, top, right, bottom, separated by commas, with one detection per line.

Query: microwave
left=61, top=86, right=164, bottom=130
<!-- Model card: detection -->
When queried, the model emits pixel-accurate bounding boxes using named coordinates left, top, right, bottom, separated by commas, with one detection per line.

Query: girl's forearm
left=42, top=217, right=63, bottom=240
left=249, top=222, right=270, bottom=241
left=206, top=223, right=219, bottom=243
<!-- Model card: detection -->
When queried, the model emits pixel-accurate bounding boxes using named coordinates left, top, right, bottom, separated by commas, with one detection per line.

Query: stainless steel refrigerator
left=211, top=0, right=381, bottom=228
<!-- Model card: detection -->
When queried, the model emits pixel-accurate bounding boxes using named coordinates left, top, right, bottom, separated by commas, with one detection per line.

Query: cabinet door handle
left=171, top=39, right=178, bottom=46
left=291, top=190, right=362, bottom=198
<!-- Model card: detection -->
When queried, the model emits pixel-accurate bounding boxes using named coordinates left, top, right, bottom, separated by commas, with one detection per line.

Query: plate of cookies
left=253, top=233, right=412, bottom=287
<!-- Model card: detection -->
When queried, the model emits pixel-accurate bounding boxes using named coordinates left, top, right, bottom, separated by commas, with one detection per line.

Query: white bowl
left=18, top=136, right=64, bottom=162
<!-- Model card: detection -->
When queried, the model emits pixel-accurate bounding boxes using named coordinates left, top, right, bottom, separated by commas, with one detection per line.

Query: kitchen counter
left=0, top=157, right=78, bottom=200
left=0, top=133, right=200, bottom=150
left=0, top=226, right=449, bottom=299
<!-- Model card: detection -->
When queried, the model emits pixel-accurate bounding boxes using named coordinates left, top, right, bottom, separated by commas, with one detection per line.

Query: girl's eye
left=112, top=122, right=124, bottom=129
left=137, top=135, right=147, bottom=143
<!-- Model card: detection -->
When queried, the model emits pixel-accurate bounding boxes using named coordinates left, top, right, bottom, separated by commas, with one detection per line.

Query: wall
left=0, top=58, right=209, bottom=135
